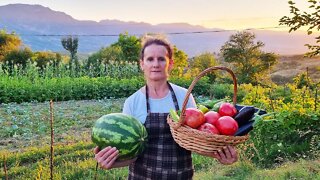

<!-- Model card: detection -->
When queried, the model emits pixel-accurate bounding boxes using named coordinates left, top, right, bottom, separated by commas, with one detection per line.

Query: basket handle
left=177, top=66, right=238, bottom=129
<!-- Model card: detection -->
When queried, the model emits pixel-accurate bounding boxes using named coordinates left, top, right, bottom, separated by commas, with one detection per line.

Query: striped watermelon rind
left=91, top=113, right=148, bottom=161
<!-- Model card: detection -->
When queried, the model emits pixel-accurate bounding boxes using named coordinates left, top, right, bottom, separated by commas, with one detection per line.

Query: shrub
left=239, top=82, right=320, bottom=167
left=0, top=76, right=215, bottom=104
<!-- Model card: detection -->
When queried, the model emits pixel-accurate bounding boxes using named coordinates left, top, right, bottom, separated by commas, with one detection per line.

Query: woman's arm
left=94, top=146, right=137, bottom=169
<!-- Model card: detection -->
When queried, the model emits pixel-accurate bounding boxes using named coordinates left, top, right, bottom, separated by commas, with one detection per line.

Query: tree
left=111, top=32, right=141, bottom=65
left=0, top=30, right=21, bottom=62
left=189, top=52, right=218, bottom=80
left=279, top=0, right=320, bottom=57
left=99, top=45, right=123, bottom=65
left=2, top=48, right=33, bottom=75
left=220, top=31, right=278, bottom=84
left=171, top=46, right=188, bottom=77
left=33, top=51, right=59, bottom=73
left=86, top=46, right=123, bottom=76
left=61, top=36, right=78, bottom=72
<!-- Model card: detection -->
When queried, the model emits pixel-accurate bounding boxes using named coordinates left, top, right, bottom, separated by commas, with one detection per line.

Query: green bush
left=209, top=83, right=234, bottom=100
left=246, top=109, right=320, bottom=168
left=0, top=76, right=217, bottom=104
left=0, top=76, right=146, bottom=103
left=170, top=76, right=211, bottom=96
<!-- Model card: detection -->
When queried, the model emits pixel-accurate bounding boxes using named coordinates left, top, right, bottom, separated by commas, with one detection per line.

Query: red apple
left=218, top=103, right=237, bottom=117
left=215, top=116, right=239, bottom=136
left=204, top=111, right=221, bottom=126
left=198, top=123, right=220, bottom=134
left=184, top=108, right=205, bottom=129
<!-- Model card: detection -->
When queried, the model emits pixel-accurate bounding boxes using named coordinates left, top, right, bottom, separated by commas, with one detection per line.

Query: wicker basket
left=167, top=66, right=249, bottom=156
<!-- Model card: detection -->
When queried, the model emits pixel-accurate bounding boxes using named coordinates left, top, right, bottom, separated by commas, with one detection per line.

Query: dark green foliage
left=2, top=48, right=33, bottom=75
left=246, top=109, right=320, bottom=168
left=220, top=31, right=278, bottom=84
left=85, top=46, right=123, bottom=77
left=208, top=83, right=234, bottom=100
left=279, top=0, right=320, bottom=57
left=61, top=36, right=79, bottom=73
left=33, top=51, right=61, bottom=74
left=171, top=46, right=188, bottom=77
left=0, top=71, right=246, bottom=104
left=0, top=76, right=219, bottom=104
left=189, top=52, right=218, bottom=81
left=0, top=76, right=143, bottom=103
left=170, top=76, right=211, bottom=96
left=111, top=32, right=141, bottom=65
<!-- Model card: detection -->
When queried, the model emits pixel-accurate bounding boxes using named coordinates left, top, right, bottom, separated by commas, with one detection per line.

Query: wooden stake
left=50, top=100, right=54, bottom=180
left=94, top=162, right=99, bottom=180
left=3, top=155, right=8, bottom=180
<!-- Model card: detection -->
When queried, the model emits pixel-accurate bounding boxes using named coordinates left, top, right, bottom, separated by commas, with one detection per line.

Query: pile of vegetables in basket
left=170, top=99, right=267, bottom=137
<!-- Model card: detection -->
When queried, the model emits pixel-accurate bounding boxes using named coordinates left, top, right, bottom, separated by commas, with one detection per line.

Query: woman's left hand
left=211, top=145, right=238, bottom=165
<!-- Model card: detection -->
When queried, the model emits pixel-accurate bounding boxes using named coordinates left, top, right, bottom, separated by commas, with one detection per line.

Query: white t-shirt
left=122, top=83, right=197, bottom=123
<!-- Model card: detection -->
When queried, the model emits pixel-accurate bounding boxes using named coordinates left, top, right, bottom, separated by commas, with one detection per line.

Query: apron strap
left=146, top=82, right=180, bottom=113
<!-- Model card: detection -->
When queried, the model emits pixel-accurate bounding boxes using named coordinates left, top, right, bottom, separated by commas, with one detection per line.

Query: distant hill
left=0, top=4, right=317, bottom=57
left=271, top=55, right=320, bottom=84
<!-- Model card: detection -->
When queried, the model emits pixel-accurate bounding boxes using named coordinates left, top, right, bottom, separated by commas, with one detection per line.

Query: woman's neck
left=145, top=80, right=169, bottom=99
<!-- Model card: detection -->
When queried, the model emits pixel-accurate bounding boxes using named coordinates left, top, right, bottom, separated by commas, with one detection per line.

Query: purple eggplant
left=235, top=121, right=254, bottom=136
left=234, top=106, right=255, bottom=126
left=236, top=105, right=267, bottom=115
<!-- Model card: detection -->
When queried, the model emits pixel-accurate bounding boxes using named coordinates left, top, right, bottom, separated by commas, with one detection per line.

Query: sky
left=0, top=0, right=311, bottom=31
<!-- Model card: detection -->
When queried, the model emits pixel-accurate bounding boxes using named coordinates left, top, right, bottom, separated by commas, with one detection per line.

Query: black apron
left=128, top=83, right=193, bottom=180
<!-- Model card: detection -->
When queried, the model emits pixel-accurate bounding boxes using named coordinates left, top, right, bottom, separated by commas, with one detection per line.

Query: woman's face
left=140, top=44, right=173, bottom=82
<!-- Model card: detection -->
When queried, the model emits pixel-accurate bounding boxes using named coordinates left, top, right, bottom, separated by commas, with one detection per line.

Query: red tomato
left=218, top=103, right=237, bottom=117
left=184, top=108, right=205, bottom=129
left=204, top=111, right=221, bottom=126
left=198, top=123, right=220, bottom=134
left=215, top=116, right=239, bottom=136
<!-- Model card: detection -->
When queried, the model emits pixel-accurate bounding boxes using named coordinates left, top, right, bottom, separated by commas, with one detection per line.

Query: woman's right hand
left=94, top=146, right=119, bottom=169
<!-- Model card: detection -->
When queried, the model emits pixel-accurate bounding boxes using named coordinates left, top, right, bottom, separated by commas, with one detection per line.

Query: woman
left=94, top=35, right=238, bottom=179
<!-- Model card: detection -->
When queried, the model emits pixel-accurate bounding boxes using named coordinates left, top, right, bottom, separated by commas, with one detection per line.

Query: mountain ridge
left=0, top=4, right=315, bottom=57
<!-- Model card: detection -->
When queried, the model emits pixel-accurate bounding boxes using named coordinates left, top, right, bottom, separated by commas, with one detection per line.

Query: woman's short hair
left=140, top=34, right=173, bottom=60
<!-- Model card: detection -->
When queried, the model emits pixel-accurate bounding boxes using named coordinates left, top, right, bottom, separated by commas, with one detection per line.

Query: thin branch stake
left=50, top=100, right=54, bottom=180
left=94, top=162, right=99, bottom=180
left=3, top=155, right=8, bottom=180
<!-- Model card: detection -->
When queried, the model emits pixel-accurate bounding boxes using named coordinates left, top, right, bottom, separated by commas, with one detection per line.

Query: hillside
left=271, top=55, right=320, bottom=84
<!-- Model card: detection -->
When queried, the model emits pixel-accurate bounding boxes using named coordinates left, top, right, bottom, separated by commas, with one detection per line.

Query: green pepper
left=200, top=99, right=225, bottom=109
left=169, top=109, right=180, bottom=122
left=211, top=101, right=225, bottom=112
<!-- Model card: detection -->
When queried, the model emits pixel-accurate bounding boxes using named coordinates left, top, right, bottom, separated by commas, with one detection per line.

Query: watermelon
left=91, top=113, right=148, bottom=161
